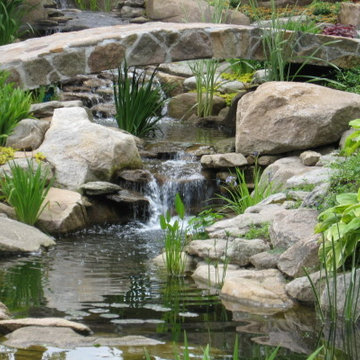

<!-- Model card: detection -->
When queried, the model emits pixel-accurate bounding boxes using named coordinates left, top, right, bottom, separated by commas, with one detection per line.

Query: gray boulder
left=30, top=100, right=83, bottom=118
left=320, top=269, right=360, bottom=320
left=6, top=118, right=50, bottom=150
left=37, top=187, right=88, bottom=234
left=277, top=234, right=320, bottom=278
left=0, top=217, right=55, bottom=253
left=146, top=0, right=250, bottom=24
left=38, top=107, right=142, bottom=190
left=80, top=181, right=122, bottom=196
left=236, top=82, right=360, bottom=155
left=250, top=251, right=280, bottom=269
left=200, top=153, right=247, bottom=169
left=269, top=209, right=318, bottom=250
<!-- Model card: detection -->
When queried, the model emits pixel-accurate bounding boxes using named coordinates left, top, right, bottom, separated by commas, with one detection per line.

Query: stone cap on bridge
left=1, top=22, right=360, bottom=89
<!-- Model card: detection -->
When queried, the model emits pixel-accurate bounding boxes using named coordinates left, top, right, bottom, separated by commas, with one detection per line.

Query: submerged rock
left=3, top=326, right=163, bottom=349
left=0, top=217, right=55, bottom=253
left=0, top=318, right=91, bottom=335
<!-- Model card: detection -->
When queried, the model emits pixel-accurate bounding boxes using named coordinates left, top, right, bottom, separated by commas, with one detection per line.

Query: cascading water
left=143, top=151, right=209, bottom=228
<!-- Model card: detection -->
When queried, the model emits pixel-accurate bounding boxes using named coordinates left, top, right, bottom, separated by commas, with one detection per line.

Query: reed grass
left=0, top=160, right=53, bottom=225
left=0, top=0, right=26, bottom=45
left=217, top=165, right=275, bottom=215
left=113, top=62, right=165, bottom=137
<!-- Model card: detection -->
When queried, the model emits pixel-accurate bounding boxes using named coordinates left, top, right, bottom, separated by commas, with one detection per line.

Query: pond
left=0, top=223, right=314, bottom=359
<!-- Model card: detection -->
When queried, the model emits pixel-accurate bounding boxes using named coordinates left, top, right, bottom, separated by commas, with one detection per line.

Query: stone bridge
left=1, top=22, right=360, bottom=89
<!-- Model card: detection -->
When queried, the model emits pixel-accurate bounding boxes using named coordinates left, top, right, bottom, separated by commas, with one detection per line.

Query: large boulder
left=38, top=107, right=142, bottom=190
left=200, top=153, right=247, bottom=169
left=269, top=209, right=318, bottom=250
left=0, top=303, right=10, bottom=320
left=277, top=234, right=320, bottom=278
left=0, top=217, right=55, bottom=253
left=146, top=0, right=250, bottom=24
left=236, top=82, right=360, bottom=155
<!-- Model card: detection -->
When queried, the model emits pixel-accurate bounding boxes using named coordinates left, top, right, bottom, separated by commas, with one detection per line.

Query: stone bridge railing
left=1, top=22, right=360, bottom=89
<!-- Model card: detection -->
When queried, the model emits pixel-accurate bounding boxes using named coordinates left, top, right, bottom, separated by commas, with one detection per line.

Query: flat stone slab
left=1, top=22, right=360, bottom=89
left=3, top=326, right=163, bottom=349
left=0, top=318, right=91, bottom=335
left=0, top=217, right=55, bottom=253
left=221, top=269, right=294, bottom=314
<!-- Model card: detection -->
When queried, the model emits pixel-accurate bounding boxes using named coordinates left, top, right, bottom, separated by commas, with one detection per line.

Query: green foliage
left=0, top=160, right=53, bottom=225
left=282, top=18, right=320, bottom=34
left=217, top=166, right=275, bottom=215
left=0, top=0, right=27, bottom=45
left=244, top=222, right=270, bottom=241
left=315, top=188, right=360, bottom=271
left=160, top=194, right=187, bottom=276
left=0, top=146, right=15, bottom=165
left=320, top=152, right=360, bottom=211
left=188, top=208, right=223, bottom=239
left=215, top=91, right=238, bottom=106
left=113, top=62, right=165, bottom=137
left=342, top=119, right=360, bottom=156
left=0, top=72, right=32, bottom=146
left=74, top=0, right=112, bottom=11
left=328, top=65, right=360, bottom=94
left=310, top=0, right=332, bottom=16
left=221, top=71, right=254, bottom=83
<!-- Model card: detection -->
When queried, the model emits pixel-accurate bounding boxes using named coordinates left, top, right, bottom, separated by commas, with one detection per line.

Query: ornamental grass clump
left=0, top=71, right=32, bottom=146
left=113, top=62, right=165, bottom=138
left=0, top=0, right=26, bottom=45
left=0, top=160, right=53, bottom=226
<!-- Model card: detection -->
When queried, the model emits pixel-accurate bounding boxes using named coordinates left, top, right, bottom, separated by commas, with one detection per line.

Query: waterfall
left=143, top=152, right=211, bottom=229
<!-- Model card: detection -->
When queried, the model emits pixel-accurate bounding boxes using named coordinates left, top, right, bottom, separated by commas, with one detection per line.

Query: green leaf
left=349, top=118, right=360, bottom=129
left=336, top=192, right=358, bottom=205
left=159, top=215, right=167, bottom=230
left=175, top=193, right=185, bottom=219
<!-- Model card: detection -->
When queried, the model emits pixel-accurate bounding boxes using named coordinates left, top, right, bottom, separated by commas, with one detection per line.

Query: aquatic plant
left=217, top=165, right=275, bottom=215
left=160, top=193, right=187, bottom=276
left=189, top=59, right=222, bottom=117
left=113, top=62, right=165, bottom=137
left=0, top=160, right=53, bottom=226
left=0, top=71, right=32, bottom=146
left=187, top=208, right=223, bottom=240
left=0, top=0, right=27, bottom=45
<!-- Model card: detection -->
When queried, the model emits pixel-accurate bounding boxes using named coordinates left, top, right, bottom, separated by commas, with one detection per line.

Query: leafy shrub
left=188, top=209, right=223, bottom=239
left=0, top=160, right=53, bottom=225
left=160, top=194, right=187, bottom=276
left=0, top=0, right=26, bottom=45
left=0, top=72, right=32, bottom=146
left=0, top=147, right=15, bottom=165
left=342, top=119, right=360, bottom=156
left=113, top=62, right=165, bottom=137
left=244, top=223, right=270, bottom=240
left=217, top=165, right=275, bottom=215
left=311, top=1, right=332, bottom=16
left=315, top=188, right=360, bottom=270
left=322, top=24, right=357, bottom=38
